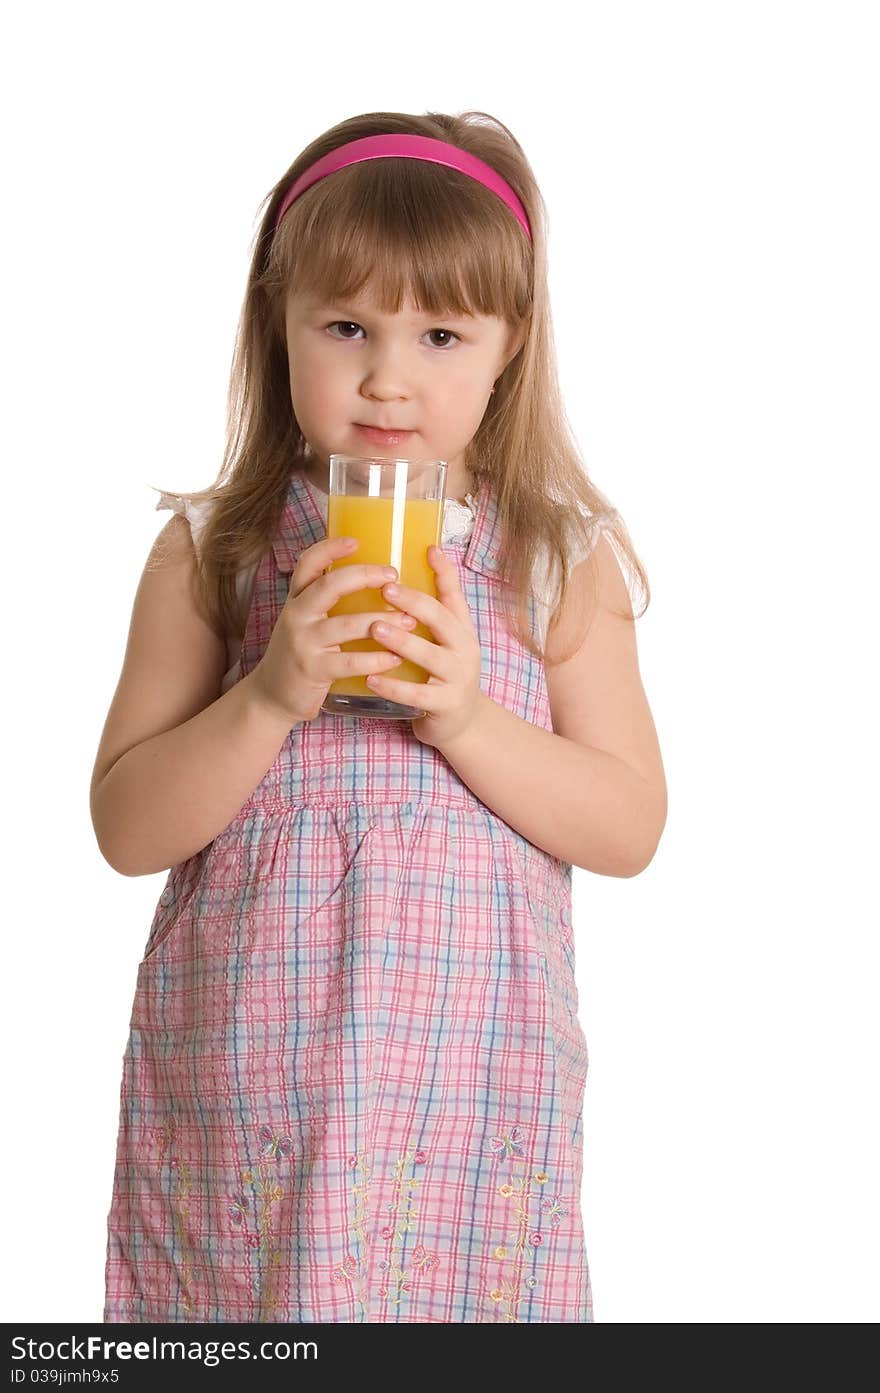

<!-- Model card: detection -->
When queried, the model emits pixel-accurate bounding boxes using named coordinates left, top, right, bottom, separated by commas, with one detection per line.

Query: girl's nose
left=360, top=361, right=413, bottom=398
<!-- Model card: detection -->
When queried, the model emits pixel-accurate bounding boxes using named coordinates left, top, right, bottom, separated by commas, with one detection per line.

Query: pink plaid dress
left=104, top=470, right=593, bottom=1323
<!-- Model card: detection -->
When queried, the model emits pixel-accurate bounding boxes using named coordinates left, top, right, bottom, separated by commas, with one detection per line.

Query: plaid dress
left=104, top=470, right=593, bottom=1323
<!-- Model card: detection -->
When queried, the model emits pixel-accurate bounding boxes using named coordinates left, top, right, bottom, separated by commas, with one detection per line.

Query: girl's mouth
left=355, top=424, right=415, bottom=446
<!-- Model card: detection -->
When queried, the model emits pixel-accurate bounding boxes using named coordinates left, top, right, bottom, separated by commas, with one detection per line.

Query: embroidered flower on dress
left=139, top=1120, right=176, bottom=1164
left=541, top=1195, right=568, bottom=1226
left=442, top=495, right=476, bottom=545
left=258, top=1125, right=293, bottom=1164
left=411, top=1243, right=440, bottom=1273
left=330, top=1255, right=357, bottom=1285
left=489, top=1126, right=526, bottom=1160
left=228, top=1194, right=248, bottom=1226
left=239, top=1146, right=290, bottom=1321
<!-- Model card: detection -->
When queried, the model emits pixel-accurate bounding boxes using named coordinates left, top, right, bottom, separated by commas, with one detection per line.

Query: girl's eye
left=424, top=328, right=460, bottom=349
left=326, top=321, right=460, bottom=350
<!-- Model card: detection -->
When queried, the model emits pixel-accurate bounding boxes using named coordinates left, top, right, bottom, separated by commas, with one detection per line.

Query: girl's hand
left=250, top=537, right=417, bottom=725
left=364, top=545, right=483, bottom=748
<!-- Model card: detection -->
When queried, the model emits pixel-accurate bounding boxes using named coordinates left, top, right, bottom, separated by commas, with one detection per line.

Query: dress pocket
left=140, top=849, right=206, bottom=964
left=506, top=837, right=572, bottom=954
left=139, top=837, right=241, bottom=966
left=235, top=811, right=374, bottom=941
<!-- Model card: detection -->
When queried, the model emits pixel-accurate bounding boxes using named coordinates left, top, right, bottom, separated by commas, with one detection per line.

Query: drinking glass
left=321, top=454, right=447, bottom=720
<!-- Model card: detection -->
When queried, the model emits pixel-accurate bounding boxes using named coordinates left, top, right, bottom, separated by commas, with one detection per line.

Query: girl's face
left=284, top=288, right=523, bottom=491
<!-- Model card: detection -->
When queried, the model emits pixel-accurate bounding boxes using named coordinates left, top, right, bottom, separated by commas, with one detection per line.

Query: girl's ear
left=502, top=321, right=528, bottom=371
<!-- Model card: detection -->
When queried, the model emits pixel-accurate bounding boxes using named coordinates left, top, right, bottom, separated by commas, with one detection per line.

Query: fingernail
left=384, top=583, right=399, bottom=596
left=373, top=623, right=390, bottom=636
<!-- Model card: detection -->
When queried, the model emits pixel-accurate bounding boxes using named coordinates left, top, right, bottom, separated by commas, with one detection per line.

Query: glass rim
left=329, top=452, right=447, bottom=471
left=327, top=454, right=448, bottom=499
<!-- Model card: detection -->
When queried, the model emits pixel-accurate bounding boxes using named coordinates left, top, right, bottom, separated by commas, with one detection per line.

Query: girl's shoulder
left=152, top=490, right=215, bottom=560
left=533, top=497, right=620, bottom=583
left=151, top=491, right=260, bottom=692
left=153, top=487, right=259, bottom=581
left=528, top=499, right=620, bottom=648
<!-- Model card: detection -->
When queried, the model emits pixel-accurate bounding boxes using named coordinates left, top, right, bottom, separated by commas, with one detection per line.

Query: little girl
left=91, top=110, right=666, bottom=1324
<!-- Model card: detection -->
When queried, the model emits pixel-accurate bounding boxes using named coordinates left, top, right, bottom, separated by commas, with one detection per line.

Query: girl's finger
left=365, top=670, right=439, bottom=705
left=381, top=583, right=457, bottom=645
left=370, top=623, right=454, bottom=682
left=428, top=545, right=474, bottom=627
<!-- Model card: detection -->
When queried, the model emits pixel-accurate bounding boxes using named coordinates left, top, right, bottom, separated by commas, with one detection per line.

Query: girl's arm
left=90, top=516, right=293, bottom=877
left=437, top=539, right=667, bottom=877
left=92, top=670, right=294, bottom=877
left=438, top=691, right=663, bottom=876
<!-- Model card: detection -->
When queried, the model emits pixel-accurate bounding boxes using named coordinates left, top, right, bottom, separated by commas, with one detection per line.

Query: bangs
left=273, top=158, right=530, bottom=326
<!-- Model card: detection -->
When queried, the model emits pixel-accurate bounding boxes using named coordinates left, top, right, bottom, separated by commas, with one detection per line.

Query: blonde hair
left=150, top=109, right=649, bottom=664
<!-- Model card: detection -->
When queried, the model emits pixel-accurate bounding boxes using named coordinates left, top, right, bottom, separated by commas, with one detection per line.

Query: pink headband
left=273, top=133, right=532, bottom=243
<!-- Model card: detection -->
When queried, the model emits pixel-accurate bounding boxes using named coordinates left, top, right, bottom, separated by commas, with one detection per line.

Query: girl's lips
left=355, top=424, right=415, bottom=444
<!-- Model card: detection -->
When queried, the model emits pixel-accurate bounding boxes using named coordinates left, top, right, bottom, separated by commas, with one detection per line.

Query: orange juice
left=325, top=494, right=443, bottom=698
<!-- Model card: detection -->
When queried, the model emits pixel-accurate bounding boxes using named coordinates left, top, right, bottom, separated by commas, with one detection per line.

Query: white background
left=3, top=0, right=877, bottom=1324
